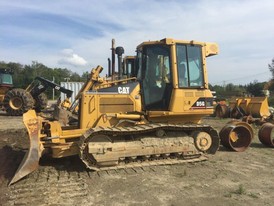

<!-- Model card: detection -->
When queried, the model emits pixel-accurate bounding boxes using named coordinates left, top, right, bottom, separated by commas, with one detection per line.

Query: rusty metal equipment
left=231, top=97, right=270, bottom=119
left=258, top=123, right=274, bottom=147
left=10, top=38, right=221, bottom=185
left=215, top=102, right=229, bottom=118
left=215, top=97, right=271, bottom=119
left=219, top=121, right=254, bottom=152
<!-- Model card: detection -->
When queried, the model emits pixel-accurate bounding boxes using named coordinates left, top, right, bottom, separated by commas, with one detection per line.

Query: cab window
left=0, top=73, right=13, bottom=85
left=176, top=44, right=204, bottom=88
left=137, top=45, right=172, bottom=110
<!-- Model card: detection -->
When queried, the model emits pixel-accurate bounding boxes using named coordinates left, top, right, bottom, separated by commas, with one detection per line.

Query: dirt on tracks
left=0, top=113, right=273, bottom=206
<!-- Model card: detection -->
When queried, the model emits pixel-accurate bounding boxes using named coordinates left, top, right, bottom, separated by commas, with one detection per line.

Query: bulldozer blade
left=9, top=110, right=44, bottom=185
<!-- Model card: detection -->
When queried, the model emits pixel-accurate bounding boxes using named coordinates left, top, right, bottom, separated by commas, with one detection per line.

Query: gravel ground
left=0, top=113, right=273, bottom=206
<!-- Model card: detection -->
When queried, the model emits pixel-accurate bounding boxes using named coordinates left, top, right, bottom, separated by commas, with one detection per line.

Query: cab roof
left=137, top=38, right=219, bottom=57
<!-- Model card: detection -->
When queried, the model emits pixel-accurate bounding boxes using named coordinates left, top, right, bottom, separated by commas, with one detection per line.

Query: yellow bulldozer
left=11, top=38, right=223, bottom=185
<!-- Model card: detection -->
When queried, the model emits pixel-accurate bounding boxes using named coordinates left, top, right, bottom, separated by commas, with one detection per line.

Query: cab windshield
left=176, top=44, right=204, bottom=88
left=0, top=73, right=13, bottom=85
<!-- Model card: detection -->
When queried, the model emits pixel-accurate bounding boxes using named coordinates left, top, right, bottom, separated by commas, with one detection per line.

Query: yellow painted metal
left=9, top=110, right=44, bottom=185
left=115, top=113, right=142, bottom=120
left=247, top=97, right=270, bottom=118
left=137, top=38, right=219, bottom=57
left=229, top=131, right=239, bottom=142
left=0, top=87, right=10, bottom=102
left=12, top=38, right=220, bottom=184
left=229, top=97, right=270, bottom=118
left=51, top=142, right=79, bottom=158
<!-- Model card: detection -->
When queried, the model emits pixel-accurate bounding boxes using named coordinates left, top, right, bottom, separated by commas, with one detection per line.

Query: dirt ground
left=0, top=111, right=273, bottom=206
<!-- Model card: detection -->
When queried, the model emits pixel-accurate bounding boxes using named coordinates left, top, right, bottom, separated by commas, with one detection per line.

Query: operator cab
left=123, top=56, right=136, bottom=78
left=136, top=38, right=215, bottom=112
left=136, top=43, right=172, bottom=111
left=0, top=71, right=13, bottom=87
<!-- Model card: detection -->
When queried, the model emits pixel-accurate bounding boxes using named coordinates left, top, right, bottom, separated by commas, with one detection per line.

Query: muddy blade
left=9, top=110, right=43, bottom=185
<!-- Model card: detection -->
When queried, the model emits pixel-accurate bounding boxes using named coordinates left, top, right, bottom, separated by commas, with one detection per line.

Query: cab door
left=138, top=44, right=173, bottom=111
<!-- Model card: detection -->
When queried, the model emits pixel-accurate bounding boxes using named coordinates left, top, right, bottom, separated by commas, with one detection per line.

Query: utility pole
left=52, top=76, right=55, bottom=100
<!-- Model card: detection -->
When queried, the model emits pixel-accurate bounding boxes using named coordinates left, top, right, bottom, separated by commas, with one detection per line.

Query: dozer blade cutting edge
left=9, top=110, right=44, bottom=185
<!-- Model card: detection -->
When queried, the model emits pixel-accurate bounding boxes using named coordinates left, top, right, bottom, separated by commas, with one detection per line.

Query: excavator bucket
left=9, top=110, right=44, bottom=185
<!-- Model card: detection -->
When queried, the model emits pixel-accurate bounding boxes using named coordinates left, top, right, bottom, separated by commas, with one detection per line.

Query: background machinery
left=0, top=68, right=36, bottom=115
left=0, top=71, right=73, bottom=116
left=0, top=68, right=14, bottom=111
left=215, top=97, right=271, bottom=119
left=11, top=38, right=222, bottom=185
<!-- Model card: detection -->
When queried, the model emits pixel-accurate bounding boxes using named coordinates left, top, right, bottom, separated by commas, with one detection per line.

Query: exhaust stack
left=115, top=46, right=125, bottom=80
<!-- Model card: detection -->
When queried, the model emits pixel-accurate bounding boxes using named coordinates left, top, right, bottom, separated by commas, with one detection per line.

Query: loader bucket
left=246, top=97, right=270, bottom=118
left=219, top=121, right=254, bottom=152
left=229, top=97, right=270, bottom=119
left=238, top=98, right=251, bottom=113
left=229, top=98, right=249, bottom=119
left=229, top=98, right=242, bottom=111
left=9, top=110, right=44, bottom=185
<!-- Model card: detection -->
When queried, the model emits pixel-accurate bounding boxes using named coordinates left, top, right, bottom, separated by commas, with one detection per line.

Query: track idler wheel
left=258, top=123, right=274, bottom=147
left=219, top=121, right=254, bottom=152
left=191, top=129, right=220, bottom=154
left=192, top=131, right=212, bottom=152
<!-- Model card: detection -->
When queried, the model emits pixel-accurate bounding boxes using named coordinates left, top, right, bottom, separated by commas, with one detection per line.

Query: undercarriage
left=79, top=123, right=220, bottom=171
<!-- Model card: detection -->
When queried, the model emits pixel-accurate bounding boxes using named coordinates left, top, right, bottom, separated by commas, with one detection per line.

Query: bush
left=268, top=96, right=274, bottom=107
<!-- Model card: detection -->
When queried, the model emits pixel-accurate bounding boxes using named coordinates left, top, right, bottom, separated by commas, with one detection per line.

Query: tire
left=34, top=93, right=48, bottom=112
left=3, top=88, right=34, bottom=116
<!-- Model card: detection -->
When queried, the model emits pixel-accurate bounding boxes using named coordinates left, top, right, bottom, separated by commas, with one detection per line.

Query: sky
left=0, top=0, right=273, bottom=85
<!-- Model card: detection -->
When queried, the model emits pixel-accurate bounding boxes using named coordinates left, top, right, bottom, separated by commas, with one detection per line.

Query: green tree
left=268, top=58, right=274, bottom=92
left=268, top=58, right=274, bottom=79
left=211, top=83, right=247, bottom=100
left=246, top=81, right=265, bottom=96
left=81, top=71, right=90, bottom=82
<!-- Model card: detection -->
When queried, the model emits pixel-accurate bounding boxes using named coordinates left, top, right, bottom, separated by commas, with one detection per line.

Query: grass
left=224, top=184, right=245, bottom=198
left=224, top=184, right=260, bottom=199
left=233, top=184, right=246, bottom=195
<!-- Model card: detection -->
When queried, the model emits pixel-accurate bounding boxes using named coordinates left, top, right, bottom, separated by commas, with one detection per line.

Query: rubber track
left=79, top=123, right=219, bottom=171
